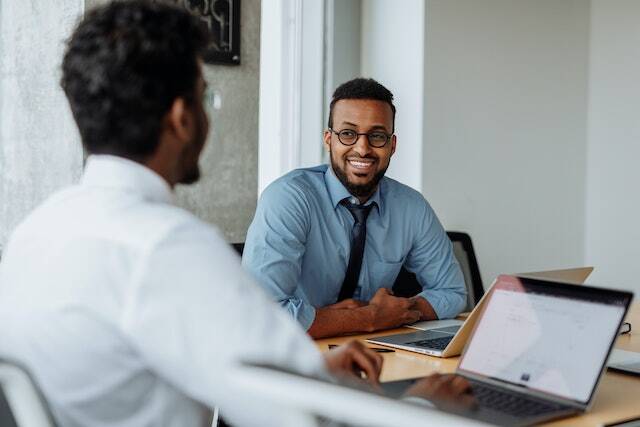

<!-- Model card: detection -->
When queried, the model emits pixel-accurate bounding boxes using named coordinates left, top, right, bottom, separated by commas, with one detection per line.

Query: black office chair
left=231, top=243, right=244, bottom=256
left=392, top=231, right=484, bottom=311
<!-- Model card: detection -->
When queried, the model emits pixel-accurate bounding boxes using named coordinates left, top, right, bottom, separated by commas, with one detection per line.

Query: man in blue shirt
left=243, top=78, right=466, bottom=338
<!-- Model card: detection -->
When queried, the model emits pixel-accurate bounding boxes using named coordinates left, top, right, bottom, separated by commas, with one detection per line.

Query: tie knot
left=343, top=201, right=374, bottom=225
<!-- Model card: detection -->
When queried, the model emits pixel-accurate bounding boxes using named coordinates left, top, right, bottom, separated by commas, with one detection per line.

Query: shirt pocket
left=368, top=260, right=404, bottom=288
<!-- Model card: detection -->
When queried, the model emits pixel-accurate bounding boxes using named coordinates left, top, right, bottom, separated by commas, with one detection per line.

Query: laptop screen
left=458, top=275, right=630, bottom=404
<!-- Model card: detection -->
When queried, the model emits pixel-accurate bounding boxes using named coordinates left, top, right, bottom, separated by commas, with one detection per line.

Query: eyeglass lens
left=337, top=129, right=389, bottom=147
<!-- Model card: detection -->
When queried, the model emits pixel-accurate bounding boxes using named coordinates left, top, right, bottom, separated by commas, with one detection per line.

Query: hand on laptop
left=366, top=288, right=422, bottom=331
left=323, top=340, right=383, bottom=388
left=404, top=373, right=477, bottom=410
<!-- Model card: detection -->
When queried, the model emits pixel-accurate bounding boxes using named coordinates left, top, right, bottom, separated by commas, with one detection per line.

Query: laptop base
left=381, top=376, right=580, bottom=427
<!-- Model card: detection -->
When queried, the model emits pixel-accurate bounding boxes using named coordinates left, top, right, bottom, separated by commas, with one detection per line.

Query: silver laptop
left=367, top=267, right=593, bottom=357
left=381, top=275, right=632, bottom=426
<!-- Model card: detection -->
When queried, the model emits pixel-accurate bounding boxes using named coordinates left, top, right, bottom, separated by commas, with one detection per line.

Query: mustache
left=346, top=154, right=378, bottom=160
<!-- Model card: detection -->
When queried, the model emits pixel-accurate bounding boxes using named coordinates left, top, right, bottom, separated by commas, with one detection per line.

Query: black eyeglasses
left=329, top=128, right=392, bottom=148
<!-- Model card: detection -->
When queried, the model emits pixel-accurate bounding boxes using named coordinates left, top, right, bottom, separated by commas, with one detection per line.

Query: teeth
left=348, top=160, right=373, bottom=169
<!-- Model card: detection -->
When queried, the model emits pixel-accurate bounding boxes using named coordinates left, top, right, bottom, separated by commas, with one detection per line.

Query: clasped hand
left=327, top=288, right=427, bottom=331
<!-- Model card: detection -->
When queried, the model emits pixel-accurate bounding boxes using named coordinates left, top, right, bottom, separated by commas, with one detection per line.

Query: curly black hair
left=327, top=78, right=396, bottom=131
left=61, top=0, right=208, bottom=160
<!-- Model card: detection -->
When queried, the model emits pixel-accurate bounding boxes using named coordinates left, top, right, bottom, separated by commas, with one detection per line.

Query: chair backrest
left=231, top=243, right=245, bottom=256
left=447, top=231, right=484, bottom=311
left=393, top=231, right=484, bottom=312
left=229, top=362, right=491, bottom=427
left=0, top=359, right=56, bottom=427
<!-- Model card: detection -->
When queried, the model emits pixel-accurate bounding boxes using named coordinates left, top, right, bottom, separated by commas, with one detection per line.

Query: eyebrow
left=339, top=121, right=390, bottom=132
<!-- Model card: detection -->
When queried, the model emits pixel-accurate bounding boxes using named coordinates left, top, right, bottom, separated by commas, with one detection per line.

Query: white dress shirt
left=0, top=155, right=326, bottom=427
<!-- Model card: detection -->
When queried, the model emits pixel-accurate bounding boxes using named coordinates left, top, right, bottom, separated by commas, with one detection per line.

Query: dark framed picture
left=173, top=0, right=241, bottom=65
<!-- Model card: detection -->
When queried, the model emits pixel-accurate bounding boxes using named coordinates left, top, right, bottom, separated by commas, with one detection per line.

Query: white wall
left=0, top=1, right=85, bottom=253
left=360, top=0, right=425, bottom=192
left=422, top=0, right=591, bottom=287
left=585, top=0, right=640, bottom=292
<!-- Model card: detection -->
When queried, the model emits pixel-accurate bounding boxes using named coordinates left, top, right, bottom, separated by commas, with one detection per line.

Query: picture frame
left=174, top=0, right=241, bottom=65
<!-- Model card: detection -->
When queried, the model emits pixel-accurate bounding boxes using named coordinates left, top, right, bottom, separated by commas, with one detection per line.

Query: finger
left=395, top=297, right=413, bottom=309
left=336, top=300, right=355, bottom=309
left=375, top=288, right=391, bottom=297
left=404, top=310, right=422, bottom=324
left=451, top=375, right=472, bottom=394
left=348, top=345, right=383, bottom=384
left=408, top=296, right=421, bottom=310
left=459, top=393, right=479, bottom=409
left=350, top=299, right=368, bottom=309
left=431, top=373, right=453, bottom=393
left=419, top=373, right=444, bottom=395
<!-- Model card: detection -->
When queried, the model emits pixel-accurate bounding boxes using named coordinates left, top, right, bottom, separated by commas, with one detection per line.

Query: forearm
left=307, top=306, right=374, bottom=339
left=412, top=296, right=438, bottom=321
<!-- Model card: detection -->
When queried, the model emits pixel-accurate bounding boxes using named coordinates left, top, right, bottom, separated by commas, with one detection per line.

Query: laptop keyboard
left=408, top=336, right=452, bottom=350
left=471, top=382, right=569, bottom=417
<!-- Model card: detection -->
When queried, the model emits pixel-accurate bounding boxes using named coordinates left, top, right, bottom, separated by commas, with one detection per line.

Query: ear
left=165, top=97, right=193, bottom=144
left=323, top=129, right=332, bottom=153
left=390, top=134, right=397, bottom=156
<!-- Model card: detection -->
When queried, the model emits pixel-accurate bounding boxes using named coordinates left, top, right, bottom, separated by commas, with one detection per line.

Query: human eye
left=339, top=129, right=357, bottom=142
left=369, top=132, right=388, bottom=145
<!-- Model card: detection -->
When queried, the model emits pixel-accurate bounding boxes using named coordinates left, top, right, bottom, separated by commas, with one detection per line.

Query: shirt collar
left=81, top=155, right=174, bottom=204
left=324, top=165, right=383, bottom=213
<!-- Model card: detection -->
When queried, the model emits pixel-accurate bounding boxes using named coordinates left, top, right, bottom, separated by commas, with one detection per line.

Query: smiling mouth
left=347, top=158, right=376, bottom=171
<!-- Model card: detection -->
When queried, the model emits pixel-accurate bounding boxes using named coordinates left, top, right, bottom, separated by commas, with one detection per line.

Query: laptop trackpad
left=369, top=329, right=453, bottom=346
left=432, top=325, right=461, bottom=334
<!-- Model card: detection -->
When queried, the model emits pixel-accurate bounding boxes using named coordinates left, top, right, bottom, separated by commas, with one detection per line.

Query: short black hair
left=327, top=78, right=396, bottom=131
left=61, top=0, right=208, bottom=160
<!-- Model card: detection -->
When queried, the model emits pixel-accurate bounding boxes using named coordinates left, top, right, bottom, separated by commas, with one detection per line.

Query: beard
left=180, top=163, right=200, bottom=185
left=330, top=150, right=388, bottom=199
left=179, top=110, right=207, bottom=185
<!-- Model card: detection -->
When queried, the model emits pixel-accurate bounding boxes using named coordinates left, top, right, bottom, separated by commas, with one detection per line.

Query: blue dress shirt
left=242, top=164, right=467, bottom=330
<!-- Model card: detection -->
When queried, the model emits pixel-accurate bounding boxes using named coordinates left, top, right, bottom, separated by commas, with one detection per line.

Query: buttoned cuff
left=295, top=302, right=317, bottom=331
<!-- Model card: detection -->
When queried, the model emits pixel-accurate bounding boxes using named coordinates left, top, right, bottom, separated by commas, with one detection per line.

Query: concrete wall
left=585, top=0, right=640, bottom=292
left=0, top=1, right=261, bottom=250
left=175, top=0, right=261, bottom=243
left=422, top=0, right=590, bottom=287
left=0, top=1, right=85, bottom=255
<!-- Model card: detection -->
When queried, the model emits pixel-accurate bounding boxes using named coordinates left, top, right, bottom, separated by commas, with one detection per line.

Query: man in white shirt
left=0, top=1, right=382, bottom=426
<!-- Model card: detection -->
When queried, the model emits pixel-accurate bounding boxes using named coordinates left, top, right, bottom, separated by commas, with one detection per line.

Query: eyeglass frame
left=328, top=128, right=394, bottom=148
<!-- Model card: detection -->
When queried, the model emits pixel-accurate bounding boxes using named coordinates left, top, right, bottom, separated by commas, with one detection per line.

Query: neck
left=142, top=135, right=184, bottom=188
left=142, top=156, right=177, bottom=189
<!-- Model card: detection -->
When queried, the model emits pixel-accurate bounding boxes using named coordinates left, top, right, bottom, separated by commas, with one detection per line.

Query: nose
left=351, top=134, right=373, bottom=156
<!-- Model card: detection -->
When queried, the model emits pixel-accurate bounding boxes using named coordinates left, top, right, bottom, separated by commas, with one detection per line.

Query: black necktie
left=337, top=201, right=374, bottom=301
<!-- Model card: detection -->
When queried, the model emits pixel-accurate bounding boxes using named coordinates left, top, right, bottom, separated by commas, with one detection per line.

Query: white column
left=258, top=0, right=326, bottom=195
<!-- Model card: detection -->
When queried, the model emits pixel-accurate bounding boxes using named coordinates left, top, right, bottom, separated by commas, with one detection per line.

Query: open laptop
left=381, top=275, right=632, bottom=426
left=367, top=267, right=593, bottom=357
